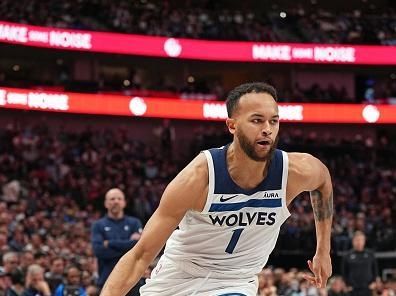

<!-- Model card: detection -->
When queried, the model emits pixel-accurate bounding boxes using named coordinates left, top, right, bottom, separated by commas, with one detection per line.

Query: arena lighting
left=129, top=97, right=147, bottom=116
left=362, top=105, right=380, bottom=123
left=1, top=87, right=396, bottom=124
left=1, top=21, right=396, bottom=65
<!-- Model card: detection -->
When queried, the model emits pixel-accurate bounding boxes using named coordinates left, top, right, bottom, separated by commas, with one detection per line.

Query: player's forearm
left=108, top=239, right=136, bottom=251
left=310, top=186, right=333, bottom=254
left=100, top=249, right=150, bottom=296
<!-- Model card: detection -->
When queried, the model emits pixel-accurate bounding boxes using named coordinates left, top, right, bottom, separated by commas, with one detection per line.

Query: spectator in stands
left=81, top=270, right=94, bottom=288
left=257, top=269, right=277, bottom=296
left=0, top=270, right=9, bottom=296
left=32, top=253, right=49, bottom=274
left=54, top=265, right=86, bottom=296
left=342, top=231, right=379, bottom=296
left=44, top=257, right=65, bottom=293
left=0, top=233, right=9, bottom=256
left=5, top=269, right=24, bottom=296
left=8, top=226, right=27, bottom=253
left=22, top=264, right=51, bottom=296
left=153, top=119, right=175, bottom=160
left=86, top=285, right=99, bottom=296
left=327, top=276, right=348, bottom=296
left=91, top=188, right=142, bottom=292
left=19, top=252, right=34, bottom=275
left=0, top=253, right=19, bottom=276
left=0, top=252, right=19, bottom=290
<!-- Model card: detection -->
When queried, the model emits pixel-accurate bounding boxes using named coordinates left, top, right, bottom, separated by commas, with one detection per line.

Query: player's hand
left=302, top=253, right=332, bottom=288
left=130, top=232, right=141, bottom=241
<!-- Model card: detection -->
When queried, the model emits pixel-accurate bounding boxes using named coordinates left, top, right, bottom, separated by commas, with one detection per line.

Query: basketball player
left=100, top=82, right=333, bottom=296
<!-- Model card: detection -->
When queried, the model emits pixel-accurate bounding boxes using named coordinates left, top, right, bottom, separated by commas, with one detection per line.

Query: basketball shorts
left=139, top=255, right=259, bottom=296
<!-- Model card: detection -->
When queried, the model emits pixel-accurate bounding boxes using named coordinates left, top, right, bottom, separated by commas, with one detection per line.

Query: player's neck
left=227, top=143, right=269, bottom=189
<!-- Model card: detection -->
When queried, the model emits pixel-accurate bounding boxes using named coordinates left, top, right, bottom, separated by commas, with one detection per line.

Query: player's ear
left=226, top=117, right=236, bottom=135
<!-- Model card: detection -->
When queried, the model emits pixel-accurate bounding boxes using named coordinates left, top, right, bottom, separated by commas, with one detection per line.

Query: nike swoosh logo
left=219, top=194, right=239, bottom=202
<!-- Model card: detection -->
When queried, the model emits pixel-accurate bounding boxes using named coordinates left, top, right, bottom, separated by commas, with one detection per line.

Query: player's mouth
left=256, top=139, right=272, bottom=147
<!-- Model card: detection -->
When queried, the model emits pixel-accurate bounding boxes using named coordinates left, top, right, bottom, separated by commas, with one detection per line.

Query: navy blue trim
left=218, top=293, right=246, bottom=296
left=208, top=144, right=283, bottom=195
left=209, top=198, right=282, bottom=212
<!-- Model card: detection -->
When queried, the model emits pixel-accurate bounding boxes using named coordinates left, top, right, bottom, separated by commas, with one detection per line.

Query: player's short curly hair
left=226, top=82, right=278, bottom=117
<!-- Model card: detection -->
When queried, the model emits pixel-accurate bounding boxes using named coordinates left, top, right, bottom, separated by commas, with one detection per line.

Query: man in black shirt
left=342, top=231, right=378, bottom=296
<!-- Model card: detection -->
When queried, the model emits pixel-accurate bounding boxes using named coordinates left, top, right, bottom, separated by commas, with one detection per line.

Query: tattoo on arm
left=310, top=190, right=333, bottom=221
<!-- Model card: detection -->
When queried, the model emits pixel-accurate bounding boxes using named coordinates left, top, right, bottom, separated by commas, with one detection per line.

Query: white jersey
left=163, top=145, right=291, bottom=278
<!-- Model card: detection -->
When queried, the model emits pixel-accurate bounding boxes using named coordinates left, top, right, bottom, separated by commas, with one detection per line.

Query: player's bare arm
left=100, top=153, right=209, bottom=296
left=287, top=152, right=333, bottom=289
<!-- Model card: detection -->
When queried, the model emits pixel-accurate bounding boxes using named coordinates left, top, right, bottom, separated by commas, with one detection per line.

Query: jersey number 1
left=225, top=228, right=244, bottom=254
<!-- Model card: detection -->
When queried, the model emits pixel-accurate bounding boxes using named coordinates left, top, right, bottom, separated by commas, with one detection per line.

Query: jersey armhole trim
left=281, top=151, right=291, bottom=217
left=202, top=150, right=214, bottom=213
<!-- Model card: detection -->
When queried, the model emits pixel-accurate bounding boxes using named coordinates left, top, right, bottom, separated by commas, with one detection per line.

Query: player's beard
left=236, top=129, right=278, bottom=162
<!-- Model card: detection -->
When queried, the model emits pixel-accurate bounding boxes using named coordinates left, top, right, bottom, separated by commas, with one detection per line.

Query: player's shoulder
left=191, top=151, right=209, bottom=168
left=287, top=152, right=321, bottom=171
left=176, top=152, right=208, bottom=184
left=164, top=152, right=209, bottom=210
left=287, top=152, right=319, bottom=164
left=286, top=152, right=328, bottom=180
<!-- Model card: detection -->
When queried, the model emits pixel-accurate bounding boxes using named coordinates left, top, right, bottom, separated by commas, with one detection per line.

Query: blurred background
left=0, top=0, right=395, bottom=295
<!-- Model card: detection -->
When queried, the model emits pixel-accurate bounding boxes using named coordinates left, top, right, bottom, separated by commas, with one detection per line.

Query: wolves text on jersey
left=209, top=211, right=276, bottom=227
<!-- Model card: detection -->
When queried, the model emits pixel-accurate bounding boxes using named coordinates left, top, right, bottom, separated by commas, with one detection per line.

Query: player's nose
left=261, top=121, right=272, bottom=136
